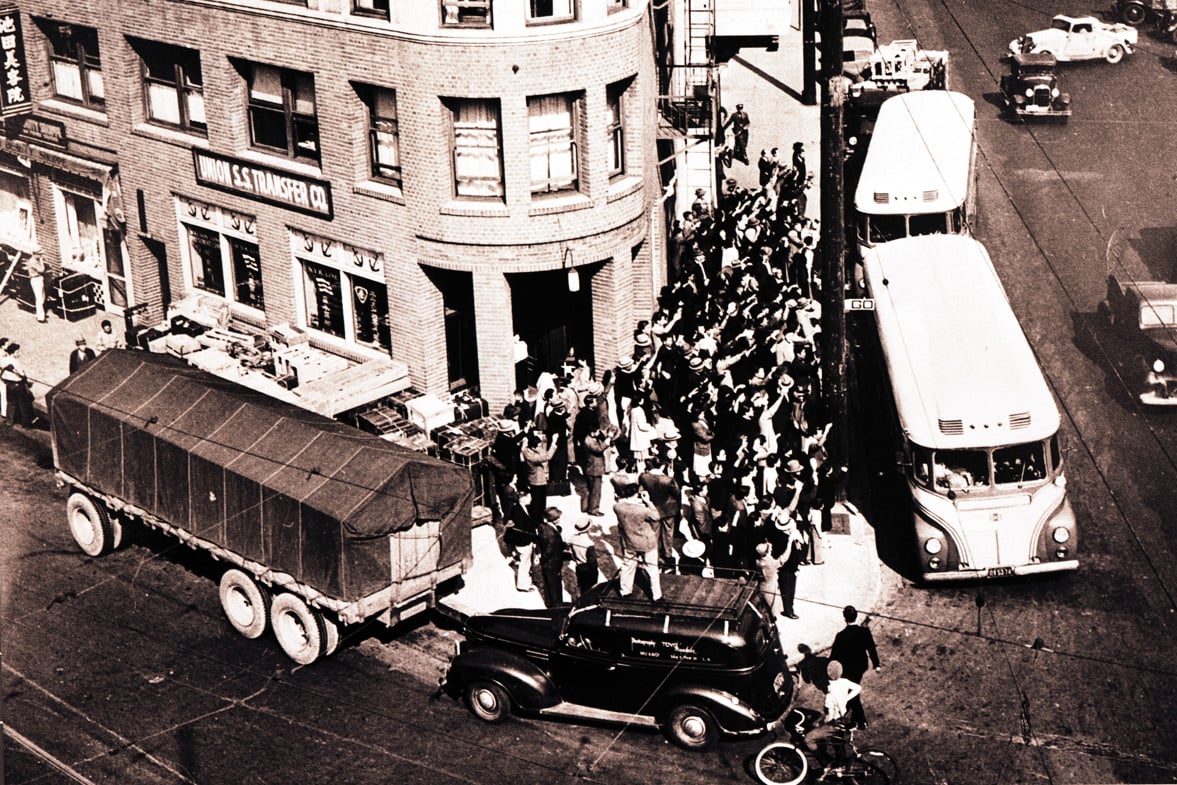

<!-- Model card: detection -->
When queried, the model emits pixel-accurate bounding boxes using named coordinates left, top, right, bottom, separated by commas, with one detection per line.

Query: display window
left=177, top=198, right=264, bottom=313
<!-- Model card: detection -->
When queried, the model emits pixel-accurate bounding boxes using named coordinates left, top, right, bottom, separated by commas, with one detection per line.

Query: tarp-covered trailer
left=48, top=349, right=473, bottom=664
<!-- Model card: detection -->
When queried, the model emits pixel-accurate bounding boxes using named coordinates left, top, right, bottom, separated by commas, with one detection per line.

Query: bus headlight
left=924, top=538, right=943, bottom=555
left=1051, top=527, right=1071, bottom=544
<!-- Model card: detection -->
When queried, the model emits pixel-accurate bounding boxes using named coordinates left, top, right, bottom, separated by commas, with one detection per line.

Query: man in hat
left=830, top=605, right=881, bottom=729
left=727, top=103, right=751, bottom=164
left=26, top=248, right=48, bottom=323
left=754, top=541, right=783, bottom=616
left=581, top=425, right=610, bottom=516
left=537, top=506, right=568, bottom=607
left=522, top=431, right=558, bottom=524
left=768, top=512, right=806, bottom=619
left=639, top=457, right=682, bottom=570
left=565, top=514, right=600, bottom=597
left=612, top=478, right=664, bottom=605
left=68, top=336, right=97, bottom=374
left=758, top=149, right=776, bottom=187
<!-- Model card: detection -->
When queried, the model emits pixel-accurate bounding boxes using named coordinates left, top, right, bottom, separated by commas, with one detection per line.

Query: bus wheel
left=218, top=569, right=271, bottom=640
left=271, top=593, right=326, bottom=665
left=66, top=492, right=113, bottom=557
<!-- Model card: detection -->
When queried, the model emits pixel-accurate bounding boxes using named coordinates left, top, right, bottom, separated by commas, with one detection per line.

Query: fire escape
left=655, top=0, right=717, bottom=204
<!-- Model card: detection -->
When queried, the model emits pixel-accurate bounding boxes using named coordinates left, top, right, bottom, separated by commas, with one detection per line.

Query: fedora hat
left=785, top=458, right=805, bottom=474
left=682, top=539, right=706, bottom=559
left=544, top=506, right=563, bottom=523
left=574, top=517, right=591, bottom=532
left=617, top=356, right=635, bottom=371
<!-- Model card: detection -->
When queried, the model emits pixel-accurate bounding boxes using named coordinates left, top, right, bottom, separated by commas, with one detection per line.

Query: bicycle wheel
left=753, top=742, right=808, bottom=785
left=859, top=749, right=898, bottom=783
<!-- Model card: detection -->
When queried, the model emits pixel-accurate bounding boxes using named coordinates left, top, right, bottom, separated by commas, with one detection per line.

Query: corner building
left=2, top=0, right=661, bottom=408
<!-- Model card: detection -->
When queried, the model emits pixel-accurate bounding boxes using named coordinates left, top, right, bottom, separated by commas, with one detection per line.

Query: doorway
left=509, top=267, right=593, bottom=388
left=428, top=267, right=479, bottom=391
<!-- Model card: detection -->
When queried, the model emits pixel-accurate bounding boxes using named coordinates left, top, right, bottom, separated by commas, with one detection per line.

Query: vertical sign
left=0, top=8, right=31, bottom=118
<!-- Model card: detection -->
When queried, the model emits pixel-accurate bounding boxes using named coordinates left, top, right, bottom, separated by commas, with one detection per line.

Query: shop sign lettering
left=0, top=9, right=31, bottom=118
left=192, top=149, right=333, bottom=219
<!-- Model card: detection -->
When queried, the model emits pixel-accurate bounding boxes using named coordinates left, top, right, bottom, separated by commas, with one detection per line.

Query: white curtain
left=528, top=94, right=575, bottom=192
left=454, top=99, right=503, bottom=197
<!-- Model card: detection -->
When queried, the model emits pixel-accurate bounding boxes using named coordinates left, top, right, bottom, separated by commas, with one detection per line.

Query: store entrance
left=429, top=268, right=479, bottom=392
left=509, top=267, right=593, bottom=389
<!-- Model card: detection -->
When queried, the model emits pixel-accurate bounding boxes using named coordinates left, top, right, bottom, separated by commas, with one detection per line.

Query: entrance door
left=509, top=268, right=593, bottom=387
left=429, top=268, right=479, bottom=391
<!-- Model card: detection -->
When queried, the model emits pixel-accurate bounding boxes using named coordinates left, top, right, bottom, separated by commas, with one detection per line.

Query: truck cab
left=1104, top=274, right=1177, bottom=404
left=442, top=574, right=794, bottom=750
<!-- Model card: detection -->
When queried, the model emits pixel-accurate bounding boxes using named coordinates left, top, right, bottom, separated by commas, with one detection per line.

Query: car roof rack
left=594, top=574, right=759, bottom=621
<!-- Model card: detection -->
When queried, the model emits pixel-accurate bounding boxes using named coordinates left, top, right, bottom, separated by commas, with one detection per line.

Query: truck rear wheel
left=271, top=593, right=327, bottom=664
left=219, top=569, right=271, bottom=640
left=66, top=492, right=113, bottom=557
left=321, top=614, right=341, bottom=656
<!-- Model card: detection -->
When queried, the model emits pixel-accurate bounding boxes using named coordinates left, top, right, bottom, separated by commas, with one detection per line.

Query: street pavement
left=1, top=22, right=890, bottom=664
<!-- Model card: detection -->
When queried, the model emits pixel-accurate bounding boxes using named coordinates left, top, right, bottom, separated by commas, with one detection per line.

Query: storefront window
left=299, top=257, right=390, bottom=352
left=0, top=171, right=33, bottom=246
left=180, top=211, right=264, bottom=312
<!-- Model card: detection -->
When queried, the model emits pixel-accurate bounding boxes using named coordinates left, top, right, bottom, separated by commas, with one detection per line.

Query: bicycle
left=753, top=708, right=898, bottom=785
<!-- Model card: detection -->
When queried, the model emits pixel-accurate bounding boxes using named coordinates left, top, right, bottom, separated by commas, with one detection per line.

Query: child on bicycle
left=804, top=660, right=861, bottom=765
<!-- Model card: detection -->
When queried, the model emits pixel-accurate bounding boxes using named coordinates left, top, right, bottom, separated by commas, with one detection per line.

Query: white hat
left=682, top=539, right=706, bottom=559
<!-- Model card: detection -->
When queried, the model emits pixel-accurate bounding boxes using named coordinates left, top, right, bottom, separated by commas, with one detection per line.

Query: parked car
left=440, top=574, right=795, bottom=750
left=843, top=33, right=878, bottom=79
left=1000, top=53, right=1072, bottom=119
left=1102, top=273, right=1177, bottom=405
left=1007, top=14, right=1137, bottom=62
left=1114, top=0, right=1177, bottom=27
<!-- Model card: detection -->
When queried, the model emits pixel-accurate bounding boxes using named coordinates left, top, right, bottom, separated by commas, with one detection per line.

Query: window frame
left=606, top=82, right=626, bottom=179
left=606, top=0, right=629, bottom=11
left=352, top=0, right=391, bottom=18
left=527, top=92, right=581, bottom=196
left=526, top=0, right=577, bottom=24
left=247, top=63, right=320, bottom=164
left=441, top=0, right=493, bottom=28
left=299, top=258, right=391, bottom=351
left=360, top=85, right=402, bottom=188
left=138, top=41, right=206, bottom=135
left=449, top=98, right=504, bottom=200
left=182, top=221, right=266, bottom=312
left=44, top=22, right=104, bottom=108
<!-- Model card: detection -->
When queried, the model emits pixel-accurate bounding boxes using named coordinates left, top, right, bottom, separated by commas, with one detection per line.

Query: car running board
left=537, top=701, right=660, bottom=728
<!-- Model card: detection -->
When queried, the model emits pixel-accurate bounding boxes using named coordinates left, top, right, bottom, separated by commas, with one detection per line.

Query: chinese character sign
left=0, top=9, right=30, bottom=117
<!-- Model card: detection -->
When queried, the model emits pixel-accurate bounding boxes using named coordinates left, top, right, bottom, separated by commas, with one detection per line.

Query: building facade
left=0, top=0, right=662, bottom=408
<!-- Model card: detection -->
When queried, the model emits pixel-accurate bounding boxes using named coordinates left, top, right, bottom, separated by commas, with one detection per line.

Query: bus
left=862, top=235, right=1078, bottom=581
left=853, top=91, right=977, bottom=257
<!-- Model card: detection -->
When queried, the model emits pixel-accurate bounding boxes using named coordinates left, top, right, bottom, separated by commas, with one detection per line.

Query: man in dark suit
left=830, top=605, right=881, bottom=729
left=639, top=458, right=682, bottom=569
left=537, top=507, right=567, bottom=608
left=68, top=337, right=97, bottom=374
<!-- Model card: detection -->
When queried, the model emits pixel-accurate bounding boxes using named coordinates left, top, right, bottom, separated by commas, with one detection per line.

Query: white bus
left=854, top=91, right=977, bottom=256
left=863, top=235, right=1078, bottom=581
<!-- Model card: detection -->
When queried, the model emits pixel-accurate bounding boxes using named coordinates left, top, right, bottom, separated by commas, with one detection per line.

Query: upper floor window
left=247, top=64, right=319, bottom=163
left=607, top=82, right=626, bottom=178
left=607, top=0, right=629, bottom=10
left=353, top=0, right=390, bottom=17
left=450, top=98, right=503, bottom=199
left=42, top=22, right=104, bottom=108
left=136, top=41, right=205, bottom=134
left=527, top=0, right=575, bottom=23
left=528, top=93, right=579, bottom=195
left=359, top=86, right=401, bottom=187
left=442, top=1, right=492, bottom=27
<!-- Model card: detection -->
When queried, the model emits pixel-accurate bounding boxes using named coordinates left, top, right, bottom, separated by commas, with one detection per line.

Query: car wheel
left=1121, top=3, right=1146, bottom=25
left=1105, top=44, right=1125, bottom=64
left=465, top=681, right=511, bottom=723
left=665, top=704, right=720, bottom=751
left=66, top=492, right=113, bottom=557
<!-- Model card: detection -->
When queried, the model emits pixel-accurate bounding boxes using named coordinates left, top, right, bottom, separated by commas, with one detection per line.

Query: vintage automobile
left=1115, top=0, right=1177, bottom=31
left=844, top=10, right=877, bottom=44
left=1103, top=273, right=1177, bottom=405
left=1000, top=53, right=1072, bottom=119
left=843, top=33, right=878, bottom=79
left=440, top=574, right=795, bottom=750
left=1007, top=14, right=1137, bottom=62
left=857, top=39, right=949, bottom=92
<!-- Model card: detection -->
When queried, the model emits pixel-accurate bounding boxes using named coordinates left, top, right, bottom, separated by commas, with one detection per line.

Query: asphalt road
left=6, top=3, right=1177, bottom=784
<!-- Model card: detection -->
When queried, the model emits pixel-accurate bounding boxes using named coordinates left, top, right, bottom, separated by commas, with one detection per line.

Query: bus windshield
left=912, top=442, right=1050, bottom=494
left=867, top=214, right=908, bottom=244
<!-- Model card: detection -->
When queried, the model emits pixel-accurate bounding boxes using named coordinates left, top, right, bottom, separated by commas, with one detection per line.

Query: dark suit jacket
left=830, top=624, right=880, bottom=683
left=537, top=521, right=565, bottom=567
left=69, top=347, right=97, bottom=373
left=639, top=471, right=680, bottom=519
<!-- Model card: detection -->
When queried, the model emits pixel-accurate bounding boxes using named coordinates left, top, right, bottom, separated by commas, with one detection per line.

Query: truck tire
left=664, top=703, right=720, bottom=751
left=218, top=569, right=271, bottom=640
left=465, top=681, right=511, bottom=723
left=66, top=492, right=113, bottom=557
left=271, top=593, right=327, bottom=665
left=1105, top=44, right=1125, bottom=64
left=321, top=614, right=341, bottom=656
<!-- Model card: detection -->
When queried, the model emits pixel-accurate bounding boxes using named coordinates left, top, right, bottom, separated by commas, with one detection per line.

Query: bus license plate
left=987, top=566, right=1014, bottom=577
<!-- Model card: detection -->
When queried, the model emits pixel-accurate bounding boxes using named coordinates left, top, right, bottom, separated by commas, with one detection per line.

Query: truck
left=49, top=349, right=474, bottom=664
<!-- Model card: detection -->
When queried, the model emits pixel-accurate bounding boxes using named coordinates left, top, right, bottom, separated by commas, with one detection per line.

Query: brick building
left=0, top=0, right=662, bottom=408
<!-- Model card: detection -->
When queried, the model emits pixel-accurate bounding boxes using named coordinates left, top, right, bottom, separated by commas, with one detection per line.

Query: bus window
left=1050, top=434, right=1061, bottom=471
left=933, top=448, right=989, bottom=492
left=949, top=206, right=965, bottom=233
left=868, top=214, right=908, bottom=244
left=908, top=212, right=950, bottom=237
left=993, top=443, right=1047, bottom=486
left=912, top=445, right=935, bottom=489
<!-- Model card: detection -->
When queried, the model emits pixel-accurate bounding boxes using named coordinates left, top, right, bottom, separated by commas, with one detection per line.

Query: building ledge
left=527, top=193, right=593, bottom=217
left=38, top=99, right=109, bottom=128
left=132, top=123, right=210, bottom=151
left=440, top=200, right=510, bottom=218
left=606, top=175, right=643, bottom=203
left=354, top=181, right=405, bottom=205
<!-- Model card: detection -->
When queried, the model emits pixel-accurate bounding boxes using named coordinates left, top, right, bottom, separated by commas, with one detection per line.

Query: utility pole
left=802, top=0, right=818, bottom=105
left=818, top=0, right=851, bottom=533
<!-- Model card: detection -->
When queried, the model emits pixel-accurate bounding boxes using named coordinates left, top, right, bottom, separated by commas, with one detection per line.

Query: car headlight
left=1025, top=88, right=1034, bottom=98
left=1155, top=359, right=1166, bottom=374
left=1052, top=527, right=1071, bottom=544
left=1051, top=87, right=1060, bottom=98
left=924, top=538, right=943, bottom=555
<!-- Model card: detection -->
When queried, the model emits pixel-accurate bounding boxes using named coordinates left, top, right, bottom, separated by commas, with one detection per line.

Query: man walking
left=830, top=605, right=881, bottom=729
left=727, top=104, right=751, bottom=164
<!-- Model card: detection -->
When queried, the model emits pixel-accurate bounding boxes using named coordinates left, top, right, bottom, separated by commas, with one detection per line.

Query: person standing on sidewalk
left=726, top=104, right=751, bottom=165
left=2, top=343, right=33, bottom=428
left=639, top=457, right=682, bottom=570
left=26, top=249, right=49, bottom=323
left=522, top=431, right=558, bottom=524
left=830, top=605, right=881, bottom=729
left=537, top=507, right=567, bottom=608
left=581, top=426, right=610, bottom=516
left=613, top=479, right=664, bottom=605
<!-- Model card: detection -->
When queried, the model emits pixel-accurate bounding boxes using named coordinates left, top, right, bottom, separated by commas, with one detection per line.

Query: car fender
left=655, top=684, right=773, bottom=734
left=445, top=648, right=562, bottom=712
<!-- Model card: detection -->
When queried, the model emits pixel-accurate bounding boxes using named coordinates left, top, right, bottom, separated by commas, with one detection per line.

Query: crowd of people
left=483, top=141, right=842, bottom=625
